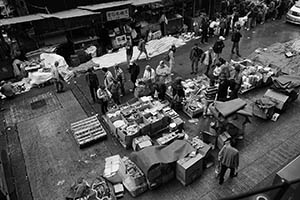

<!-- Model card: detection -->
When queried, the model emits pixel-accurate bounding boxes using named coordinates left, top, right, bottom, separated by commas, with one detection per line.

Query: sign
left=106, top=8, right=129, bottom=21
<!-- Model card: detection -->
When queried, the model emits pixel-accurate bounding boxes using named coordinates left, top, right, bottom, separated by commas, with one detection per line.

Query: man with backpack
left=213, top=36, right=225, bottom=59
left=231, top=26, right=242, bottom=57
left=189, top=43, right=203, bottom=74
left=85, top=68, right=99, bottom=103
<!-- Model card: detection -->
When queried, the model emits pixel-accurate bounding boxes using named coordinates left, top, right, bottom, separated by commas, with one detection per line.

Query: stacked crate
left=70, top=115, right=107, bottom=148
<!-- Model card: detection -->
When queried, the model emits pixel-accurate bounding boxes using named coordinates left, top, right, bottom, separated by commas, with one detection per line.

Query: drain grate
left=30, top=99, right=47, bottom=110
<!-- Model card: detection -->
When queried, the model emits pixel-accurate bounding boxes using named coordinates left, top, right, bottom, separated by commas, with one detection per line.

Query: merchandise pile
left=166, top=75, right=210, bottom=118
left=231, top=59, right=279, bottom=94
left=103, top=97, right=183, bottom=149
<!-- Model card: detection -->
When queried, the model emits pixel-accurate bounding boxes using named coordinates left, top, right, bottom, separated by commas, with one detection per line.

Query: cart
left=209, top=98, right=252, bottom=145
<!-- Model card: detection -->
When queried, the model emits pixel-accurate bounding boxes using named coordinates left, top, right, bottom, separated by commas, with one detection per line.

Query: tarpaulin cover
left=272, top=75, right=300, bottom=94
left=130, top=140, right=194, bottom=177
left=40, top=53, right=74, bottom=82
left=214, top=98, right=247, bottom=118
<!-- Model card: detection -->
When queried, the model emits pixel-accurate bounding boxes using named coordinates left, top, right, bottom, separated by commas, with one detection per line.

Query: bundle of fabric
left=255, top=97, right=277, bottom=109
left=272, top=75, right=300, bottom=94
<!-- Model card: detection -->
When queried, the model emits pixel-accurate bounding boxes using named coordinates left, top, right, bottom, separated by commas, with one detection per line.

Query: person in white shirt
left=51, top=61, right=64, bottom=93
left=168, top=44, right=176, bottom=72
left=156, top=60, right=171, bottom=83
left=143, top=65, right=156, bottom=83
left=102, top=67, right=114, bottom=91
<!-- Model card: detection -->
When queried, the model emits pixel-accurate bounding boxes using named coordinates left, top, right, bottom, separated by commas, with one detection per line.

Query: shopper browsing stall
left=110, top=80, right=121, bottom=105
left=203, top=79, right=218, bottom=118
left=201, top=47, right=215, bottom=77
left=114, top=65, right=125, bottom=96
left=213, top=36, right=225, bottom=59
left=217, top=73, right=230, bottom=102
left=156, top=60, right=171, bottom=83
left=97, top=85, right=111, bottom=115
left=230, top=64, right=243, bottom=99
left=128, top=60, right=140, bottom=92
left=85, top=68, right=99, bottom=103
left=190, top=43, right=203, bottom=75
left=143, top=65, right=156, bottom=83
left=102, top=68, right=114, bottom=91
left=171, top=77, right=185, bottom=110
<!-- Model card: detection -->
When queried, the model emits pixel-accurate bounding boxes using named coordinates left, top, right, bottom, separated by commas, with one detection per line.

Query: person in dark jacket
left=231, top=27, right=242, bottom=57
left=201, top=18, right=209, bottom=44
left=218, top=139, right=239, bottom=185
left=110, top=79, right=121, bottom=105
left=213, top=36, right=225, bottom=59
left=128, top=60, right=140, bottom=92
left=190, top=43, right=203, bottom=74
left=85, top=68, right=99, bottom=103
left=217, top=73, right=230, bottom=102
left=171, top=77, right=185, bottom=110
left=125, top=39, right=133, bottom=65
left=230, top=64, right=243, bottom=99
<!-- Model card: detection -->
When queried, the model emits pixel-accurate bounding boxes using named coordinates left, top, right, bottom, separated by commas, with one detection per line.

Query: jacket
left=218, top=144, right=239, bottom=168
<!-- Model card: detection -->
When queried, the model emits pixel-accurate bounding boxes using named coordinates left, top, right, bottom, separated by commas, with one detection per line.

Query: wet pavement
left=1, top=18, right=300, bottom=200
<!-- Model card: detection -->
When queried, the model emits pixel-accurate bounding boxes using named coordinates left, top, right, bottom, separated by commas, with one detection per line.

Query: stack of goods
left=166, top=76, right=209, bottom=118
left=113, top=183, right=124, bottom=198
left=156, top=132, right=180, bottom=146
left=231, top=59, right=278, bottom=94
left=132, top=135, right=152, bottom=151
left=104, top=98, right=184, bottom=149
left=252, top=97, right=277, bottom=119
left=70, top=115, right=107, bottom=148
left=103, top=155, right=126, bottom=184
left=122, top=157, right=148, bottom=197
left=90, top=177, right=116, bottom=200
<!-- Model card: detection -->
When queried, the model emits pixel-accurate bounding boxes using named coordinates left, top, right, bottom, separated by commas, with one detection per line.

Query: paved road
left=1, top=19, right=300, bottom=200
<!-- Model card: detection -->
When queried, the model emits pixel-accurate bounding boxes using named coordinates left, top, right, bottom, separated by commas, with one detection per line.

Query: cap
left=219, top=36, right=225, bottom=41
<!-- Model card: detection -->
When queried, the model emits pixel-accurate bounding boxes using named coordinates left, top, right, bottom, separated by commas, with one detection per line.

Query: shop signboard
left=106, top=8, right=129, bottom=21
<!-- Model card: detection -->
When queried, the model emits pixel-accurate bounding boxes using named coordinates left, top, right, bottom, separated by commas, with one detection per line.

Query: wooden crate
left=70, top=115, right=107, bottom=148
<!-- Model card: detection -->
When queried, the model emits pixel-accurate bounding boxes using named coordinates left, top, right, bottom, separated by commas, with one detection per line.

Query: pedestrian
left=219, top=57, right=231, bottom=80
left=110, top=79, right=121, bottom=105
left=201, top=18, right=209, bottom=44
left=128, top=60, right=140, bottom=92
left=218, top=138, right=239, bottom=185
left=136, top=38, right=149, bottom=60
left=219, top=16, right=226, bottom=36
left=217, top=73, right=230, bottom=102
left=231, top=26, right=242, bottom=57
left=156, top=60, right=171, bottom=84
left=213, top=36, right=225, bottom=59
left=203, top=79, right=218, bottom=118
left=102, top=67, right=114, bottom=91
left=168, top=44, right=176, bottom=72
left=201, top=47, right=215, bottom=77
left=97, top=85, right=111, bottom=115
left=225, top=15, right=232, bottom=36
left=51, top=61, right=64, bottom=93
left=230, top=64, right=243, bottom=99
left=143, top=65, right=156, bottom=96
left=85, top=68, right=99, bottom=103
left=171, top=77, right=185, bottom=110
left=190, top=43, right=203, bottom=74
left=125, top=39, right=133, bottom=65
left=114, top=65, right=125, bottom=96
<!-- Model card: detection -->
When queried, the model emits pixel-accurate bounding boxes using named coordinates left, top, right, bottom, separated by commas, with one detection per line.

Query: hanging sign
left=106, top=8, right=129, bottom=21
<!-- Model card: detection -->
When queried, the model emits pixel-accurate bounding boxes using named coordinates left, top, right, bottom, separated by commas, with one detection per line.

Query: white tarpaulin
left=40, top=53, right=75, bottom=82
left=92, top=36, right=186, bottom=69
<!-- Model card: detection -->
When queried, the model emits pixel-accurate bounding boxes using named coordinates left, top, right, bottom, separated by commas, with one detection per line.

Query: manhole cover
left=30, top=99, right=47, bottom=110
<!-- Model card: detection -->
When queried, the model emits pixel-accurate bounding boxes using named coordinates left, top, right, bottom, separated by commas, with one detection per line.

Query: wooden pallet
left=70, top=114, right=107, bottom=148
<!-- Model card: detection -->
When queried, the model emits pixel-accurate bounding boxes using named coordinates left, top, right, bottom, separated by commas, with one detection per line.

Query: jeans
left=231, top=42, right=240, bottom=55
left=219, top=164, right=236, bottom=184
left=100, top=100, right=108, bottom=114
left=191, top=59, right=199, bottom=73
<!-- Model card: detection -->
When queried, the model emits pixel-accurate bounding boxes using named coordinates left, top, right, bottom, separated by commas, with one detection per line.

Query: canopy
left=78, top=1, right=131, bottom=11
left=131, top=0, right=162, bottom=6
left=214, top=98, right=247, bottom=118
left=130, top=140, right=194, bottom=177
left=0, top=13, right=52, bottom=26
left=51, top=9, right=100, bottom=19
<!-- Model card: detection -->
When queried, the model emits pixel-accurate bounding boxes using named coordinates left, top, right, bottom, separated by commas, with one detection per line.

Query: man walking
left=231, top=26, right=242, bottom=57
left=218, top=139, right=239, bottom=185
left=137, top=38, right=149, bottom=60
left=85, top=68, right=99, bottom=103
left=189, top=43, right=203, bottom=74
left=51, top=61, right=64, bottom=93
left=201, top=47, right=215, bottom=77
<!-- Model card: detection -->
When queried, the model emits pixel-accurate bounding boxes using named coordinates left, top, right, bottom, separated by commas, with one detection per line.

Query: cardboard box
left=252, top=103, right=275, bottom=120
left=123, top=178, right=148, bottom=197
left=217, top=132, right=231, bottom=150
left=176, top=153, right=204, bottom=186
left=263, top=89, right=289, bottom=111
left=132, top=135, right=152, bottom=151
left=103, top=155, right=126, bottom=184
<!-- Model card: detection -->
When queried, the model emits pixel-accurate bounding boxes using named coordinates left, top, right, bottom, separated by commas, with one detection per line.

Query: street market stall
left=103, top=97, right=184, bottom=149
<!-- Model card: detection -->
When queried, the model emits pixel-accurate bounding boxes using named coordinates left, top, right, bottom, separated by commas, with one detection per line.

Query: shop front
left=79, top=1, right=132, bottom=51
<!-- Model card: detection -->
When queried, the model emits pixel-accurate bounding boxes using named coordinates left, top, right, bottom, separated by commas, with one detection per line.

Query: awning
left=131, top=0, right=162, bottom=6
left=51, top=9, right=100, bottom=19
left=0, top=13, right=52, bottom=26
left=78, top=1, right=131, bottom=11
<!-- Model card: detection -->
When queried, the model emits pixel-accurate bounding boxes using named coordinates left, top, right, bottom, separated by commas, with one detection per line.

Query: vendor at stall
left=230, top=64, right=242, bottom=99
left=156, top=60, right=171, bottom=83
left=171, top=77, right=185, bottom=110
left=143, top=65, right=156, bottom=83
